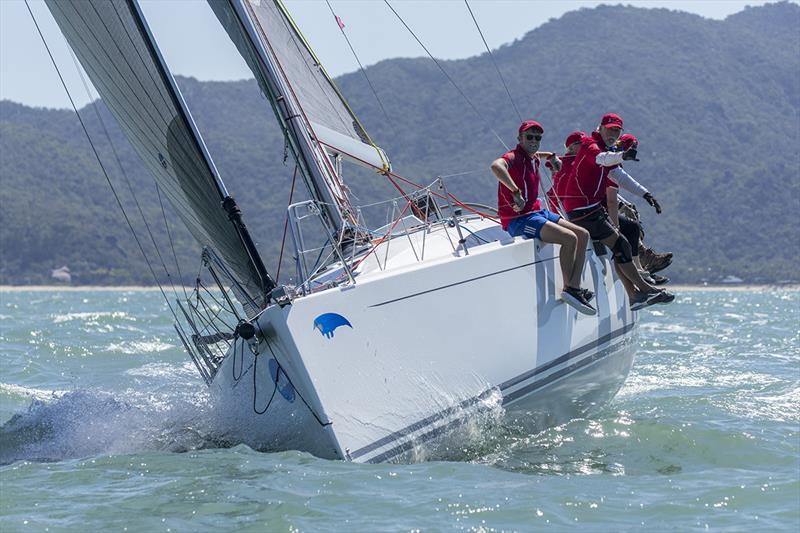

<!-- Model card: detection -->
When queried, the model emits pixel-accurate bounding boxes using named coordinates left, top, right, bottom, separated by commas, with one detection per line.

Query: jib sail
left=45, top=0, right=273, bottom=313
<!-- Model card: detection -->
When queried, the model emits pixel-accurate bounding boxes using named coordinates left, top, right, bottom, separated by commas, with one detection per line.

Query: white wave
left=104, top=340, right=174, bottom=355
left=0, top=388, right=215, bottom=464
left=0, top=383, right=68, bottom=401
left=125, top=361, right=196, bottom=379
left=52, top=311, right=132, bottom=324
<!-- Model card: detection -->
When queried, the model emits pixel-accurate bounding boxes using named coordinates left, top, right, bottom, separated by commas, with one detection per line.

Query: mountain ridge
left=1, top=1, right=798, bottom=284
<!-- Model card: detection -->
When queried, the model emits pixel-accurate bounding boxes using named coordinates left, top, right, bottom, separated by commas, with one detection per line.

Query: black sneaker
left=561, top=287, right=597, bottom=316
left=647, top=289, right=675, bottom=305
left=630, top=292, right=650, bottom=311
left=643, top=250, right=673, bottom=274
left=649, top=273, right=669, bottom=285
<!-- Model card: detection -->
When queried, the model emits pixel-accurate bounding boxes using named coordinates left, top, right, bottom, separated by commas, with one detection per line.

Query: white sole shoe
left=561, top=290, right=597, bottom=316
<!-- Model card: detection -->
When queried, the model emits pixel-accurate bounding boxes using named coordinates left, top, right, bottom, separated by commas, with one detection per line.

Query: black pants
left=618, top=214, right=640, bottom=257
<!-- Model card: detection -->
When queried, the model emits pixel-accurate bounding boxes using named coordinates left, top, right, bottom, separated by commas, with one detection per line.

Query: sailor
left=610, top=133, right=670, bottom=285
left=491, top=120, right=596, bottom=315
left=546, top=130, right=586, bottom=213
left=561, top=113, right=674, bottom=310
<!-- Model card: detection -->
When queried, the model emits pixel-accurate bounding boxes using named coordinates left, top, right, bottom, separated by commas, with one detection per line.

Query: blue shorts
left=506, top=210, right=561, bottom=239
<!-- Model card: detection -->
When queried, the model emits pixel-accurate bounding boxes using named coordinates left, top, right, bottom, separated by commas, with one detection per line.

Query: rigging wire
left=24, top=0, right=181, bottom=325
left=276, top=165, right=299, bottom=284
left=324, top=0, right=391, bottom=122
left=466, top=0, right=570, bottom=217
left=464, top=0, right=522, bottom=122
left=382, top=0, right=509, bottom=151
left=155, top=183, right=191, bottom=302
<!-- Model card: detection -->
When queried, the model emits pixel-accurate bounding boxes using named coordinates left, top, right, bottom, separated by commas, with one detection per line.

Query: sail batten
left=45, top=0, right=271, bottom=313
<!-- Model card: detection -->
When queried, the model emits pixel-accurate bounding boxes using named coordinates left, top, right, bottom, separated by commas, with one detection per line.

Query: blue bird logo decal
left=313, top=313, right=352, bottom=338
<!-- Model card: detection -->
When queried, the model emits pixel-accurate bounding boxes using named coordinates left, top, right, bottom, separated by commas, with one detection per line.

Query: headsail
left=44, top=0, right=272, bottom=313
left=208, top=0, right=390, bottom=234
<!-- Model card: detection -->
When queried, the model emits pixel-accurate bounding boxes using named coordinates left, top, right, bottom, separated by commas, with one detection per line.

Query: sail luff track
left=44, top=0, right=272, bottom=314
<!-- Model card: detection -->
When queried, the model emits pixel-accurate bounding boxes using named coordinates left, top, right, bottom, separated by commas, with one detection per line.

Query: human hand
left=549, top=155, right=562, bottom=172
left=512, top=190, right=526, bottom=212
left=643, top=193, right=662, bottom=214
left=622, top=147, right=639, bottom=161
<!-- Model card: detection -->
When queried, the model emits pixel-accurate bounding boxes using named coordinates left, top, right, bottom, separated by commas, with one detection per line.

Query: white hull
left=210, top=218, right=637, bottom=463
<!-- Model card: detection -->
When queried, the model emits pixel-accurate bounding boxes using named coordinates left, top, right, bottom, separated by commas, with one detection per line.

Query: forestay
left=45, top=0, right=270, bottom=313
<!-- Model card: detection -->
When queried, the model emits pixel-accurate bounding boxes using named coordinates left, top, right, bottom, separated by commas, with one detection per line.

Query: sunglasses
left=525, top=133, right=542, bottom=141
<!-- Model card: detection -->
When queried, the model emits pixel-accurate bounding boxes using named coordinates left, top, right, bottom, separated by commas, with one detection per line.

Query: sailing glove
left=622, top=147, right=639, bottom=161
left=643, top=193, right=662, bottom=214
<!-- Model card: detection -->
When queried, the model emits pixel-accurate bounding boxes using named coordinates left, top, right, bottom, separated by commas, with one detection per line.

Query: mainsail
left=208, top=0, right=390, bottom=233
left=44, top=0, right=272, bottom=312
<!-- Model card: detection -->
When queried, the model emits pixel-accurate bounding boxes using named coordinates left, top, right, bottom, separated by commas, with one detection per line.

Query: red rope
left=350, top=199, right=413, bottom=272
left=275, top=165, right=299, bottom=283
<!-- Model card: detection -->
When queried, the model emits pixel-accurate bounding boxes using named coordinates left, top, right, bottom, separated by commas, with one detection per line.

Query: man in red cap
left=561, top=113, right=674, bottom=310
left=546, top=130, right=585, bottom=213
left=491, top=120, right=596, bottom=315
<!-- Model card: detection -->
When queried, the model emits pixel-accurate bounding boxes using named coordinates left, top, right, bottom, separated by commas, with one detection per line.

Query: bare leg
left=539, top=221, right=579, bottom=289
left=556, top=218, right=589, bottom=288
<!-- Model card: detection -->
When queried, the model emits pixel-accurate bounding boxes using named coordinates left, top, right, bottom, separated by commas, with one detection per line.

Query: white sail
left=44, top=0, right=272, bottom=313
left=208, top=0, right=390, bottom=231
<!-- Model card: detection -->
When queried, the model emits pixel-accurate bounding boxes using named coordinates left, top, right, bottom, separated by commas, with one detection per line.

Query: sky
left=0, top=0, right=789, bottom=109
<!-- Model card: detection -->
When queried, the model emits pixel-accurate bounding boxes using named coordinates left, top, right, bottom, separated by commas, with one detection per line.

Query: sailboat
left=43, top=0, right=637, bottom=463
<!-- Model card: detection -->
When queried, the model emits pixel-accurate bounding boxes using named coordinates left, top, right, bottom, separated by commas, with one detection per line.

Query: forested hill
left=1, top=2, right=798, bottom=285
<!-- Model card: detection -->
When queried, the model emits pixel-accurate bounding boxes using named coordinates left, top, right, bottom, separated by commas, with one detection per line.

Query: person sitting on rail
left=490, top=120, right=596, bottom=315
left=544, top=131, right=668, bottom=285
left=560, top=113, right=674, bottom=310
left=609, top=133, right=670, bottom=285
left=546, top=130, right=586, bottom=214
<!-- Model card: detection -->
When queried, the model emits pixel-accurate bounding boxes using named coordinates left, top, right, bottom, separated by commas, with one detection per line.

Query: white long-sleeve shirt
left=594, top=151, right=625, bottom=167
left=609, top=166, right=649, bottom=198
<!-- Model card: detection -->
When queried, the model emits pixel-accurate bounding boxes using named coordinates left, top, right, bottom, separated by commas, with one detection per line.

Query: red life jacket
left=561, top=132, right=619, bottom=213
left=546, top=153, right=576, bottom=212
left=497, top=144, right=542, bottom=230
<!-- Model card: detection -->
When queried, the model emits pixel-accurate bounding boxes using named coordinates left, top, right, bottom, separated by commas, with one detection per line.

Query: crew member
left=561, top=113, right=674, bottom=310
left=610, top=133, right=670, bottom=284
left=491, top=120, right=596, bottom=315
left=546, top=130, right=585, bottom=214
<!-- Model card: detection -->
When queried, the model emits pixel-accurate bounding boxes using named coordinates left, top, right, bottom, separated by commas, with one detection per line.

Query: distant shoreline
left=1, top=284, right=798, bottom=292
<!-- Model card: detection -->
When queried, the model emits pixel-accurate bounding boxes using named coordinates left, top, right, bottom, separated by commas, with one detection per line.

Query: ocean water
left=0, top=288, right=797, bottom=532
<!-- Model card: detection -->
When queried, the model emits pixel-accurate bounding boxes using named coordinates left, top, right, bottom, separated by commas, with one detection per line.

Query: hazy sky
left=0, top=0, right=789, bottom=109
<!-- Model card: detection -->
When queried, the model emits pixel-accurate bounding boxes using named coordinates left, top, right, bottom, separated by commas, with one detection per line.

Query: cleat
left=561, top=287, right=597, bottom=316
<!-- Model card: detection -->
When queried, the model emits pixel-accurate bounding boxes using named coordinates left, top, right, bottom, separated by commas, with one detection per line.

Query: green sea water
left=0, top=288, right=798, bottom=532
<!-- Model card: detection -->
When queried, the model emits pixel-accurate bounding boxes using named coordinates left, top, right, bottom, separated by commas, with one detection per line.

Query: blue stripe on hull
left=350, top=322, right=635, bottom=463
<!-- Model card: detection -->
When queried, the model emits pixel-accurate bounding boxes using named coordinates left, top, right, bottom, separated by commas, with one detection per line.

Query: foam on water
left=0, top=387, right=218, bottom=465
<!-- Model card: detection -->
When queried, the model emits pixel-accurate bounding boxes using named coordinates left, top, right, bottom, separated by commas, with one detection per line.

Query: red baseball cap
left=564, top=131, right=586, bottom=148
left=619, top=133, right=638, bottom=150
left=519, top=120, right=544, bottom=134
left=600, top=113, right=624, bottom=129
